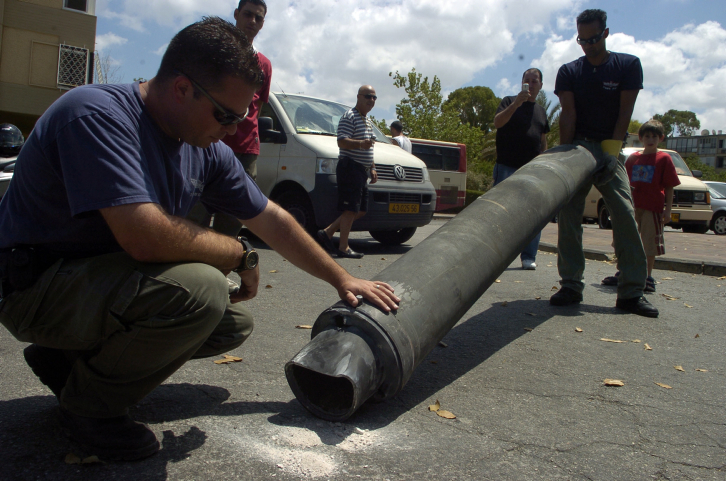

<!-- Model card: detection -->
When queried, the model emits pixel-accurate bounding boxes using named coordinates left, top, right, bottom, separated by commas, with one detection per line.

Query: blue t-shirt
left=0, top=82, right=268, bottom=257
left=554, top=52, right=643, bottom=141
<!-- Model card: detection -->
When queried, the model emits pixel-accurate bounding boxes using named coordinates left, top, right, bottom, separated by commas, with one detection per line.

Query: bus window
left=409, top=139, right=467, bottom=212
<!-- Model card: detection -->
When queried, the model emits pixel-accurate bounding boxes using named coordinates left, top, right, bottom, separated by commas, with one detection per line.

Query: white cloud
left=95, top=32, right=128, bottom=52
left=153, top=43, right=169, bottom=56
left=534, top=21, right=726, bottom=131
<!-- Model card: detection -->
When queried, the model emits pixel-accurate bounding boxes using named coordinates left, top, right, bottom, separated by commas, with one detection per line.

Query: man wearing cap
left=552, top=8, right=657, bottom=317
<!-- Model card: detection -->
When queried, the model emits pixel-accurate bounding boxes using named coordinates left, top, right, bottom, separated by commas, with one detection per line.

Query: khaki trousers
left=0, top=252, right=253, bottom=417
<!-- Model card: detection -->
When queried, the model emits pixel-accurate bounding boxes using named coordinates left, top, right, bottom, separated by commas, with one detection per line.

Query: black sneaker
left=24, top=344, right=73, bottom=400
left=59, top=407, right=160, bottom=461
left=549, top=287, right=583, bottom=306
left=644, top=276, right=656, bottom=293
left=316, top=230, right=336, bottom=253
left=337, top=248, right=364, bottom=259
left=616, top=296, right=659, bottom=318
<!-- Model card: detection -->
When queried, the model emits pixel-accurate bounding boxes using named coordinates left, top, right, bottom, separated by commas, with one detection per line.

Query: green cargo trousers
left=557, top=140, right=647, bottom=299
left=0, top=252, right=253, bottom=418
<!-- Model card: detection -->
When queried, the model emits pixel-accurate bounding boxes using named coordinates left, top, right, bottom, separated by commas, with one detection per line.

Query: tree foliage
left=652, top=110, right=700, bottom=137
left=628, top=119, right=642, bottom=134
left=536, top=91, right=561, bottom=148
left=385, top=69, right=498, bottom=191
left=442, top=86, right=500, bottom=133
left=683, top=154, right=726, bottom=182
left=94, top=52, right=123, bottom=84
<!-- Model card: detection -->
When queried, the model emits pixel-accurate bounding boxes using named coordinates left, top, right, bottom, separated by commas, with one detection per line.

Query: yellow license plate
left=389, top=203, right=419, bottom=214
left=670, top=213, right=680, bottom=222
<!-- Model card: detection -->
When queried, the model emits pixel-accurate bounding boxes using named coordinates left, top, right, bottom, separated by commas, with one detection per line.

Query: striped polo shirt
left=337, top=107, right=374, bottom=167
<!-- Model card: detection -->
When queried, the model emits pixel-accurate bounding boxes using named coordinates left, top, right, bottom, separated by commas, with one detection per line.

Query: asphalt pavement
left=0, top=218, right=724, bottom=480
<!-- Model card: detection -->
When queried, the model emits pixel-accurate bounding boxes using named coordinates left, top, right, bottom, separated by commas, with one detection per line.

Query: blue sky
left=95, top=0, right=726, bottom=131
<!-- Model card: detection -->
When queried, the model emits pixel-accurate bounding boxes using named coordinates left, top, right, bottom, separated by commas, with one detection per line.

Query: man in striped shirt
left=317, top=85, right=378, bottom=258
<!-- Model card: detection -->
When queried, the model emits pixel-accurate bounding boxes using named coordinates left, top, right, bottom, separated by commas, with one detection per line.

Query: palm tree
left=536, top=91, right=561, bottom=148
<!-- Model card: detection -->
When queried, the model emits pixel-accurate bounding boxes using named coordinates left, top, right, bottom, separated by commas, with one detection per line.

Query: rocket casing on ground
left=286, top=145, right=598, bottom=421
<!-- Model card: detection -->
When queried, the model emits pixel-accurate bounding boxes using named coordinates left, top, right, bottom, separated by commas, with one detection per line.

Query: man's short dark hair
left=237, top=0, right=267, bottom=15
left=156, top=16, right=264, bottom=92
left=522, top=68, right=542, bottom=83
left=577, top=9, right=607, bottom=31
left=639, top=120, right=665, bottom=138
left=390, top=120, right=403, bottom=133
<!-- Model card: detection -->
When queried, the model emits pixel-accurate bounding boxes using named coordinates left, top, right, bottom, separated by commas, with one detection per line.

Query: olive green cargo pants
left=557, top=140, right=647, bottom=299
left=0, top=252, right=253, bottom=418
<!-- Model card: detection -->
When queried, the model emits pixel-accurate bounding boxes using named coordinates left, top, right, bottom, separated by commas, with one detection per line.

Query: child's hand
left=662, top=208, right=672, bottom=226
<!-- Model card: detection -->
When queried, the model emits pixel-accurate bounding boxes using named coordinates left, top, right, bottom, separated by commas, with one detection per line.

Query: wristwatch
left=233, top=236, right=259, bottom=272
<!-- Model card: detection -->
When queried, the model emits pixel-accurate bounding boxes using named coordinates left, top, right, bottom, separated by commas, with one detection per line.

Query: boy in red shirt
left=603, top=120, right=680, bottom=292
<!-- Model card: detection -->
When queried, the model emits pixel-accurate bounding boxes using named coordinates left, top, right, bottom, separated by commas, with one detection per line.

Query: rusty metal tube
left=286, top=145, right=598, bottom=421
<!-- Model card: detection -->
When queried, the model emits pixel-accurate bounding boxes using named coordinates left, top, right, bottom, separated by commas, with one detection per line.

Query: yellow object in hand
left=601, top=139, right=622, bottom=157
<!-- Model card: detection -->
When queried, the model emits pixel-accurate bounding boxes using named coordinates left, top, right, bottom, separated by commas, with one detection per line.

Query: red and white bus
left=409, top=139, right=467, bottom=212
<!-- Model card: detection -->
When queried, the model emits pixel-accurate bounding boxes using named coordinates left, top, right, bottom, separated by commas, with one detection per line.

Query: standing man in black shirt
left=493, top=67, right=550, bottom=270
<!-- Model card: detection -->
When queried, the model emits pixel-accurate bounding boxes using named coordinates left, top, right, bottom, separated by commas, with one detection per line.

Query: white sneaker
left=522, top=260, right=537, bottom=270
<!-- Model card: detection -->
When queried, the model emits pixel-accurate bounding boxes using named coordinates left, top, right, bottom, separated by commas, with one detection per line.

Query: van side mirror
left=259, top=117, right=286, bottom=144
left=691, top=169, right=702, bottom=178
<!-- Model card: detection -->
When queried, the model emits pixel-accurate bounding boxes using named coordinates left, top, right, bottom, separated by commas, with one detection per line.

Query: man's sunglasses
left=361, top=94, right=377, bottom=100
left=577, top=30, right=605, bottom=46
left=175, top=70, right=248, bottom=125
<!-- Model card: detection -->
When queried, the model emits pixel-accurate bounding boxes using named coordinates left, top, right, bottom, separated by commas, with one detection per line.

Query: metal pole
left=286, top=145, right=597, bottom=421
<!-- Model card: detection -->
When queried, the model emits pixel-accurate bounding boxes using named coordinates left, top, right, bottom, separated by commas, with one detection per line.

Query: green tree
left=536, top=91, right=561, bottom=148
left=442, top=86, right=500, bottom=133
left=683, top=153, right=726, bottom=182
left=628, top=119, right=642, bottom=134
left=652, top=110, right=700, bottom=137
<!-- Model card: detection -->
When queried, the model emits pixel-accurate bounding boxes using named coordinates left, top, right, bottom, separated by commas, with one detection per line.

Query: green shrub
left=465, top=189, right=485, bottom=207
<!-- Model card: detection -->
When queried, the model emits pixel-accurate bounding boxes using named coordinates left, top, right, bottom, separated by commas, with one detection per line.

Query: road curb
left=538, top=242, right=726, bottom=277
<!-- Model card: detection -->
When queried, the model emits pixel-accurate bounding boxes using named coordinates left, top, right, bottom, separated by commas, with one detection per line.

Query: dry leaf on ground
left=655, top=382, right=672, bottom=389
left=535, top=296, right=541, bottom=300
left=526, top=312, right=536, bottom=316
left=696, top=368, right=708, bottom=372
left=674, top=365, right=685, bottom=372
left=603, top=379, right=624, bottom=386
left=718, top=276, right=726, bottom=280
left=575, top=327, right=583, bottom=332
left=644, top=343, right=652, bottom=350
left=269, top=270, right=277, bottom=273
left=295, top=325, right=313, bottom=329
left=439, top=341, right=448, bottom=348
left=600, top=338, right=627, bottom=343
left=684, top=303, right=693, bottom=308
left=514, top=280, right=523, bottom=283
left=428, top=400, right=440, bottom=412
left=265, top=284, right=273, bottom=289
left=523, top=327, right=533, bottom=332
left=501, top=301, right=508, bottom=307
left=437, top=410, right=456, bottom=419
left=495, top=279, right=501, bottom=283
left=632, top=339, right=641, bottom=343
left=551, top=286, right=558, bottom=290
left=65, top=453, right=81, bottom=465
left=381, top=257, right=387, bottom=260
left=661, top=277, right=674, bottom=280
left=661, top=294, right=679, bottom=300
left=214, top=354, right=243, bottom=364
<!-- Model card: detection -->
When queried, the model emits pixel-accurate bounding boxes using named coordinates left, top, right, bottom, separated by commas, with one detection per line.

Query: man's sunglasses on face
left=241, top=9, right=265, bottom=24
left=174, top=70, right=248, bottom=126
left=361, top=94, right=377, bottom=100
left=577, top=30, right=605, bottom=46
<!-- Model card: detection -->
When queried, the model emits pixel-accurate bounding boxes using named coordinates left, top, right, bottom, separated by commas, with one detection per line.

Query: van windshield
left=278, top=94, right=390, bottom=142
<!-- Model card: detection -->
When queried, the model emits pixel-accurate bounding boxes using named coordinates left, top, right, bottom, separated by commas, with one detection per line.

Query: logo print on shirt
left=603, top=81, right=620, bottom=91
left=190, top=178, right=205, bottom=197
left=631, top=165, right=655, bottom=183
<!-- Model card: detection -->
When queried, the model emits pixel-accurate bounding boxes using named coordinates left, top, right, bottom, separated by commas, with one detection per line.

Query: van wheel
left=711, top=212, right=726, bottom=235
left=682, top=224, right=709, bottom=234
left=597, top=203, right=612, bottom=230
left=369, top=227, right=416, bottom=246
left=276, top=191, right=316, bottom=233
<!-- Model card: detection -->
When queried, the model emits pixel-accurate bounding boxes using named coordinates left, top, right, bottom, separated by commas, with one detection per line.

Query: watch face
left=245, top=251, right=260, bottom=270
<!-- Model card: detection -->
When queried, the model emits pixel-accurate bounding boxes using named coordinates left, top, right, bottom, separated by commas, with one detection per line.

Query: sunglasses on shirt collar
left=174, top=70, right=249, bottom=126
left=576, top=30, right=605, bottom=45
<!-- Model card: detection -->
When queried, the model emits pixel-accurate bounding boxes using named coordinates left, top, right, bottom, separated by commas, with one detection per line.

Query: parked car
left=257, top=93, right=436, bottom=245
left=703, top=181, right=726, bottom=235
left=582, top=148, right=712, bottom=233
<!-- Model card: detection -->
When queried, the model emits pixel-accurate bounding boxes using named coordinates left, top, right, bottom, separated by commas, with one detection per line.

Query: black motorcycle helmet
left=0, top=123, right=24, bottom=157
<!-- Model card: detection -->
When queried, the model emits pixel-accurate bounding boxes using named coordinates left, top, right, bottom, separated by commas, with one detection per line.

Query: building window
left=63, top=0, right=95, bottom=14
left=57, top=45, right=90, bottom=89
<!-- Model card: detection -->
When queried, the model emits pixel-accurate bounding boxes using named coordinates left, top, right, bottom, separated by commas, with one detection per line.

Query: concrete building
left=666, top=130, right=726, bottom=172
left=0, top=0, right=96, bottom=135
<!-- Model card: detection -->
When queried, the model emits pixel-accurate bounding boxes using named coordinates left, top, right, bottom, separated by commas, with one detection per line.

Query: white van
left=583, top=147, right=712, bottom=234
left=256, top=93, right=436, bottom=245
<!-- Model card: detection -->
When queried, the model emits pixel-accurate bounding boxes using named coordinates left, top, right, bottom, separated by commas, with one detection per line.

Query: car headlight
left=422, top=166, right=430, bottom=182
left=316, top=158, right=338, bottom=174
left=694, top=192, right=706, bottom=202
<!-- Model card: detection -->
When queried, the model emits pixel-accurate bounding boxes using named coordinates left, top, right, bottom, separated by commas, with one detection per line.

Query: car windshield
left=706, top=182, right=726, bottom=198
left=707, top=186, right=726, bottom=199
left=277, top=94, right=390, bottom=142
